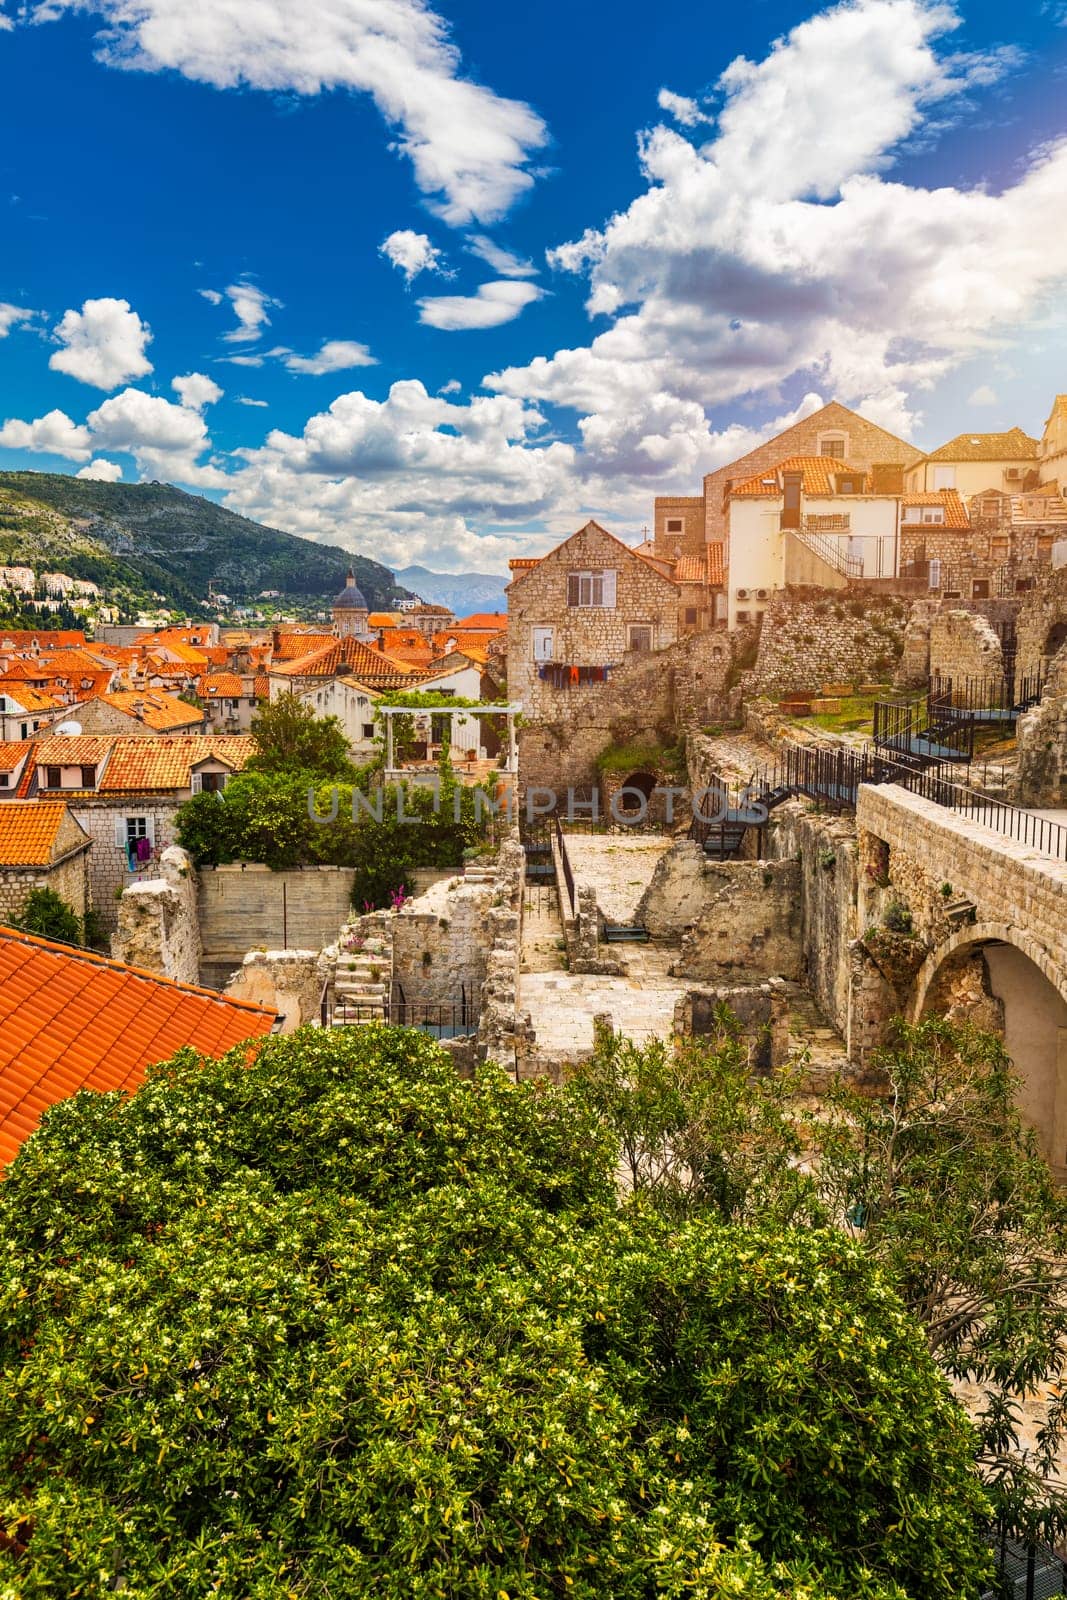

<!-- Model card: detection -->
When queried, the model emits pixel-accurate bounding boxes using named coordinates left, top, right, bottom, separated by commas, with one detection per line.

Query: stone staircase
left=331, top=934, right=391, bottom=1027
left=462, top=864, right=496, bottom=884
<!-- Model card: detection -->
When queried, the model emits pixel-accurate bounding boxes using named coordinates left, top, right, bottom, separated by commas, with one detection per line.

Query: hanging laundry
left=135, top=835, right=152, bottom=863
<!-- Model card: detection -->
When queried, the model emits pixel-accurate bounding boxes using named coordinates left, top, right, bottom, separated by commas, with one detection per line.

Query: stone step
left=334, top=983, right=388, bottom=1000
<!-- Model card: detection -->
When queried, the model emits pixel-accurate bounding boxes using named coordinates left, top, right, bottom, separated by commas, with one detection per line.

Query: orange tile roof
left=272, top=635, right=422, bottom=685
left=272, top=631, right=337, bottom=661
left=100, top=691, right=204, bottom=730
left=707, top=541, right=725, bottom=585
left=0, top=630, right=88, bottom=649
left=902, top=490, right=970, bottom=529
left=923, top=427, right=1038, bottom=463
left=253, top=674, right=269, bottom=699
left=197, top=672, right=245, bottom=698
left=0, top=682, right=64, bottom=712
left=0, top=740, right=32, bottom=774
left=454, top=613, right=508, bottom=629
left=508, top=558, right=540, bottom=572
left=673, top=555, right=707, bottom=583
left=0, top=926, right=276, bottom=1167
left=100, top=736, right=257, bottom=792
left=34, top=734, right=116, bottom=769
left=0, top=803, right=75, bottom=866
left=731, top=455, right=866, bottom=497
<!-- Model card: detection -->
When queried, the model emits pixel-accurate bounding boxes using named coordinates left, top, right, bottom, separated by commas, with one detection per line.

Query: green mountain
left=0, top=472, right=409, bottom=615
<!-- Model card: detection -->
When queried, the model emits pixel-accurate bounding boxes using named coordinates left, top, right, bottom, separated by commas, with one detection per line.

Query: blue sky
left=0, top=0, right=1066, bottom=575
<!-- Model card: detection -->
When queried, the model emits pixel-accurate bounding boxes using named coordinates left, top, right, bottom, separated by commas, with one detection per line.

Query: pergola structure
left=377, top=702, right=521, bottom=778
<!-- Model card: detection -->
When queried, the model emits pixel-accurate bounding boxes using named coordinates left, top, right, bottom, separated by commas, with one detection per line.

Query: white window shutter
left=567, top=573, right=580, bottom=607
left=146, top=817, right=156, bottom=848
left=928, top=558, right=941, bottom=590
left=191, top=773, right=203, bottom=794
left=114, top=818, right=126, bottom=849
left=602, top=569, right=617, bottom=608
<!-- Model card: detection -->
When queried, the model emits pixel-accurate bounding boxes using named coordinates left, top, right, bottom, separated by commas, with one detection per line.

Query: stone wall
left=764, top=805, right=860, bottom=1041
left=392, top=875, right=494, bottom=1013
left=674, top=979, right=792, bottom=1072
left=71, top=799, right=182, bottom=932
left=111, top=845, right=201, bottom=982
left=517, top=630, right=734, bottom=793
left=0, top=843, right=90, bottom=926
left=476, top=833, right=526, bottom=1073
left=224, top=949, right=323, bottom=1033
left=673, top=857, right=802, bottom=982
left=1016, top=656, right=1067, bottom=805
left=928, top=609, right=1004, bottom=683
left=1015, top=567, right=1067, bottom=680
left=752, top=593, right=909, bottom=697
left=198, top=864, right=358, bottom=983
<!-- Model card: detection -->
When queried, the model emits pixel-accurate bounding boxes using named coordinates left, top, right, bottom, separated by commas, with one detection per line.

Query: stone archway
left=616, top=771, right=658, bottom=815
left=910, top=922, right=1067, bottom=1177
left=1044, top=620, right=1067, bottom=670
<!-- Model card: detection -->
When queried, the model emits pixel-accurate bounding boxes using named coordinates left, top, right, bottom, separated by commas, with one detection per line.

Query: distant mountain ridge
left=0, top=472, right=410, bottom=615
left=394, top=564, right=508, bottom=617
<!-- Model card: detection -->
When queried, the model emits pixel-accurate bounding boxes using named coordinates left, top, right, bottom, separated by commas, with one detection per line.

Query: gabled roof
left=673, top=554, right=707, bottom=583
left=272, top=635, right=422, bottom=687
left=922, top=428, right=1039, bottom=463
left=454, top=613, right=508, bottom=630
left=0, top=803, right=83, bottom=866
left=99, top=736, right=256, bottom=792
left=98, top=690, right=204, bottom=730
left=33, top=734, right=116, bottom=768
left=902, top=490, right=970, bottom=529
left=0, top=925, right=276, bottom=1166
left=271, top=631, right=337, bottom=661
left=0, top=740, right=32, bottom=774
left=506, top=520, right=681, bottom=590
left=196, top=672, right=246, bottom=698
left=0, top=682, right=64, bottom=712
left=731, top=455, right=866, bottom=497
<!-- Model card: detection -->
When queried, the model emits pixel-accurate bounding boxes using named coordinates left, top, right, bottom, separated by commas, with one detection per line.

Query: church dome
left=333, top=568, right=368, bottom=610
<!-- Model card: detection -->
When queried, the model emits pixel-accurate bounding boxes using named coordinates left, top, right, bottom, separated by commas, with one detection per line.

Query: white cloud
left=198, top=288, right=223, bottom=306
left=85, top=387, right=228, bottom=485
left=465, top=234, right=536, bottom=278
left=172, top=371, right=223, bottom=409
left=219, top=353, right=265, bottom=368
left=0, top=408, right=92, bottom=459
left=48, top=297, right=153, bottom=389
left=488, top=0, right=1066, bottom=478
left=380, top=230, right=447, bottom=285
left=75, top=457, right=123, bottom=481
left=25, top=0, right=548, bottom=224
left=0, top=303, right=36, bottom=337
left=656, top=88, right=711, bottom=127
left=968, top=383, right=998, bottom=405
left=417, top=280, right=543, bottom=331
left=281, top=340, right=377, bottom=375
left=211, top=279, right=281, bottom=343
left=237, top=396, right=269, bottom=407
left=438, top=379, right=462, bottom=395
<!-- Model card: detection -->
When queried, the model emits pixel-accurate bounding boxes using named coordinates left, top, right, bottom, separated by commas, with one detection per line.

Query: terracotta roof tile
left=272, top=635, right=422, bottom=686
left=33, top=734, right=116, bottom=768
left=99, top=691, right=203, bottom=730
left=707, top=542, right=725, bottom=585
left=196, top=672, right=245, bottom=698
left=903, top=490, right=970, bottom=529
left=673, top=555, right=707, bottom=583
left=731, top=455, right=865, bottom=497
left=454, top=613, right=508, bottom=629
left=923, top=428, right=1039, bottom=463
left=100, top=736, right=256, bottom=792
left=0, top=682, right=63, bottom=712
left=272, top=631, right=337, bottom=661
left=0, top=802, right=74, bottom=865
left=0, top=740, right=32, bottom=774
left=0, top=925, right=277, bottom=1165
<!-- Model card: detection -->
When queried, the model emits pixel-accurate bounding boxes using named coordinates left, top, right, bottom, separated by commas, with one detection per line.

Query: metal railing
left=984, top=1536, right=1067, bottom=1598
left=554, top=813, right=575, bottom=915
left=931, top=669, right=1045, bottom=719
left=898, top=765, right=1067, bottom=860
left=792, top=526, right=864, bottom=578
left=873, top=694, right=975, bottom=766
left=331, top=999, right=475, bottom=1038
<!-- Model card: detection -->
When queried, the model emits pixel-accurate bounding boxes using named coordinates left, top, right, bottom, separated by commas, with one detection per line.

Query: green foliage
left=16, top=886, right=82, bottom=946
left=594, top=739, right=685, bottom=781
left=246, top=692, right=361, bottom=779
left=0, top=1027, right=991, bottom=1599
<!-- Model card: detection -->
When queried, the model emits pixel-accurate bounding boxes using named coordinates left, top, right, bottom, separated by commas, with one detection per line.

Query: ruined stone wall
left=198, top=864, right=358, bottom=974
left=673, top=857, right=802, bottom=981
left=764, top=806, right=859, bottom=1036
left=928, top=609, right=1005, bottom=683
left=517, top=630, right=733, bottom=793
left=477, top=834, right=526, bottom=1074
left=752, top=593, right=909, bottom=697
left=392, top=877, right=494, bottom=1012
left=0, top=847, right=90, bottom=925
left=1016, top=656, right=1067, bottom=805
left=1015, top=567, right=1067, bottom=679
left=224, top=948, right=324, bottom=1033
left=111, top=846, right=201, bottom=983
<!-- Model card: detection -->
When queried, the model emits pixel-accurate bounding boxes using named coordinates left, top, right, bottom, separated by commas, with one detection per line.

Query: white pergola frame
left=377, top=702, right=522, bottom=775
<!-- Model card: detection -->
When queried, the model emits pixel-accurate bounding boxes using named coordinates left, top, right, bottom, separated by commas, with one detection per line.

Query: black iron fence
left=984, top=1536, right=1067, bottom=1598
left=931, top=669, right=1045, bottom=718
left=554, top=813, right=575, bottom=914
left=873, top=694, right=975, bottom=765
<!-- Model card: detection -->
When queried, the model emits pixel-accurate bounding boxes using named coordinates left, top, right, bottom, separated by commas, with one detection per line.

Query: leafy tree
left=578, top=1017, right=1067, bottom=1548
left=247, top=692, right=361, bottom=779
left=0, top=1028, right=992, bottom=1599
left=17, top=886, right=82, bottom=946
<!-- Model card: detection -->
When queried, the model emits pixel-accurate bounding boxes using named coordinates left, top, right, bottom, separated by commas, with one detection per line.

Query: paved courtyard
left=561, top=832, right=674, bottom=923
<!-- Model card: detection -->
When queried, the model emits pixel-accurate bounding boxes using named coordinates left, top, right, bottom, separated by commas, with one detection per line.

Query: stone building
left=654, top=401, right=922, bottom=559
left=331, top=569, right=372, bottom=640
left=905, top=427, right=1040, bottom=497
left=30, top=733, right=257, bottom=931
left=77, top=689, right=205, bottom=737
left=0, top=801, right=91, bottom=924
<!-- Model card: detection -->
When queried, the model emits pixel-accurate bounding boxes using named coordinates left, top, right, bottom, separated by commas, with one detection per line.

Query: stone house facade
left=507, top=521, right=681, bottom=725
left=0, top=801, right=91, bottom=924
left=905, top=428, right=1040, bottom=498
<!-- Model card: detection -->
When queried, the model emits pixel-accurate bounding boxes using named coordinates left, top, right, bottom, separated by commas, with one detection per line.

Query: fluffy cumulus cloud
left=380, top=230, right=448, bottom=285
left=207, top=280, right=281, bottom=343
left=75, top=456, right=123, bottom=481
left=485, top=0, right=1067, bottom=484
left=172, top=371, right=223, bottom=409
left=0, top=303, right=37, bottom=337
left=48, top=297, right=153, bottom=389
left=23, top=0, right=547, bottom=224
left=0, top=408, right=92, bottom=459
left=656, top=88, right=711, bottom=127
left=85, top=387, right=227, bottom=484
left=281, top=340, right=377, bottom=375
left=417, top=280, right=544, bottom=331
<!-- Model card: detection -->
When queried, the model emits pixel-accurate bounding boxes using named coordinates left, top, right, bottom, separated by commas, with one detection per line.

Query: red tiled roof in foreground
left=0, top=926, right=277, bottom=1166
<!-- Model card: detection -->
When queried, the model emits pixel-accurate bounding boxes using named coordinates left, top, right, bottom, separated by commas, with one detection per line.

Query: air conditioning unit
left=756, top=588, right=769, bottom=601
left=1005, top=467, right=1024, bottom=481
left=735, top=587, right=749, bottom=600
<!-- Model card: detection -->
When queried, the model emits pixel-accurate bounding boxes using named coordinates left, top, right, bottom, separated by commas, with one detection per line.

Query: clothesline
left=537, top=663, right=618, bottom=687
